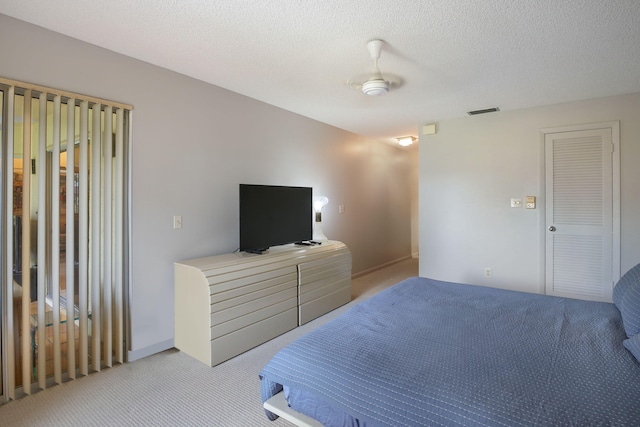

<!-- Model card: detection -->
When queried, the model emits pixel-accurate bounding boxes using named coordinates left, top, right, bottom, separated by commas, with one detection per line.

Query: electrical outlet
left=485, top=267, right=492, bottom=278
left=511, top=198, right=522, bottom=208
left=173, top=215, right=182, bottom=229
left=338, top=204, right=345, bottom=214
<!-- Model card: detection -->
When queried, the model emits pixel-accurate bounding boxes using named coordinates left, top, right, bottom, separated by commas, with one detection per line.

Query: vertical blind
left=0, top=77, right=131, bottom=401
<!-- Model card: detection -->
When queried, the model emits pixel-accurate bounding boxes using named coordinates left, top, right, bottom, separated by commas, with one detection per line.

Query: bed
left=260, top=269, right=640, bottom=426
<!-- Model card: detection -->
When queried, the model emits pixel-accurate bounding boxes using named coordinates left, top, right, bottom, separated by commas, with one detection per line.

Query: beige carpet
left=0, top=258, right=418, bottom=426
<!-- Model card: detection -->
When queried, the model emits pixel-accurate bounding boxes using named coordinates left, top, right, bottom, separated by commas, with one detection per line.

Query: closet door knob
left=548, top=226, right=556, bottom=232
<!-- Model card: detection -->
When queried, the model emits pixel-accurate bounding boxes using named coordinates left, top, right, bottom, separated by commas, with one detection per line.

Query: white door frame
left=539, top=121, right=620, bottom=300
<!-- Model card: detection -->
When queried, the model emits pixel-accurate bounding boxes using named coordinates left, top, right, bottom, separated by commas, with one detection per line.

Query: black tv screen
left=239, top=184, right=313, bottom=253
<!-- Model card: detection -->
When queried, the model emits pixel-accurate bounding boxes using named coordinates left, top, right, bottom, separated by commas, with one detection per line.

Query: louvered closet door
left=545, top=127, right=614, bottom=301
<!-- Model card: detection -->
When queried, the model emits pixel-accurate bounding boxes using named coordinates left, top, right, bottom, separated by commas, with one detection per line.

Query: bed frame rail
left=263, top=391, right=323, bottom=427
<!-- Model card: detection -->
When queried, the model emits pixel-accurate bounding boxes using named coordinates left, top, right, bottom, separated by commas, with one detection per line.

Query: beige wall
left=0, top=14, right=414, bottom=360
left=419, top=92, right=640, bottom=294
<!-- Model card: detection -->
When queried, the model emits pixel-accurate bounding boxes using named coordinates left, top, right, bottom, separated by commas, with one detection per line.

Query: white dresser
left=174, top=241, right=351, bottom=366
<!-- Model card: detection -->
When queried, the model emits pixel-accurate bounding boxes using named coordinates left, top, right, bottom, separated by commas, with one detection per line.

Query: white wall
left=410, top=148, right=420, bottom=258
left=419, top=92, right=640, bottom=294
left=0, top=15, right=414, bottom=360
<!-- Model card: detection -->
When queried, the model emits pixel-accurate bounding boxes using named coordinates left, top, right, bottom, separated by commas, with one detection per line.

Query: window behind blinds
left=0, top=77, right=131, bottom=401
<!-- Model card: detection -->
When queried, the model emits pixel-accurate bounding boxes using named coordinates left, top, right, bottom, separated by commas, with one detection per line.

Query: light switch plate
left=525, top=196, right=536, bottom=209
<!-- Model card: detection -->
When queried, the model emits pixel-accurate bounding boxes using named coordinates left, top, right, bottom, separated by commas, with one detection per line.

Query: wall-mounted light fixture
left=313, top=196, right=329, bottom=241
left=396, top=136, right=416, bottom=147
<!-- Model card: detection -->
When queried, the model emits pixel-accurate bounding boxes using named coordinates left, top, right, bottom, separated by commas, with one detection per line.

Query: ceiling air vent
left=467, top=107, right=500, bottom=116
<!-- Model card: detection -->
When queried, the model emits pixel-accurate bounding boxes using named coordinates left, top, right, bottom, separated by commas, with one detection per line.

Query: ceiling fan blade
left=346, top=79, right=363, bottom=90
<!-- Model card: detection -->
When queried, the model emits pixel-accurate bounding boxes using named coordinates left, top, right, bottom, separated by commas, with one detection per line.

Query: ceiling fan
left=347, top=39, right=402, bottom=96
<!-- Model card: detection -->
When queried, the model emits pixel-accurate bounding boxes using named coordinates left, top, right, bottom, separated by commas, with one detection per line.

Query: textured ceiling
left=1, top=0, right=640, bottom=147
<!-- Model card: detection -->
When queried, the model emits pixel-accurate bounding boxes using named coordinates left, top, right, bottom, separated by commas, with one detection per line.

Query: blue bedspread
left=260, top=277, right=640, bottom=426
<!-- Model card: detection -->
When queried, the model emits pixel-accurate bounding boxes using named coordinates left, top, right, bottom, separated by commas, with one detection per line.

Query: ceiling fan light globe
left=362, top=79, right=389, bottom=96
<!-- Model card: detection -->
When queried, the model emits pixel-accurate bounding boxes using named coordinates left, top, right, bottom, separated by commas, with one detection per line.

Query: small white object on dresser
left=174, top=241, right=352, bottom=366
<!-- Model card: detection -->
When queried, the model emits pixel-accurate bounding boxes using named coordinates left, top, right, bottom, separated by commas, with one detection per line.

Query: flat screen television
left=239, top=184, right=313, bottom=253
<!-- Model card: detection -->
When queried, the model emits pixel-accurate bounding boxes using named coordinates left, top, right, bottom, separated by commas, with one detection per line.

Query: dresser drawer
left=208, top=265, right=296, bottom=294
left=209, top=271, right=297, bottom=305
left=297, top=250, right=352, bottom=325
left=299, top=274, right=351, bottom=305
left=210, top=307, right=298, bottom=365
left=211, top=294, right=297, bottom=338
left=299, top=284, right=351, bottom=325
left=211, top=286, right=297, bottom=327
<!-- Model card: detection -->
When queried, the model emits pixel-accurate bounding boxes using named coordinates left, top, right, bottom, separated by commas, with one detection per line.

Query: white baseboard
left=127, top=339, right=174, bottom=362
left=351, top=255, right=413, bottom=279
